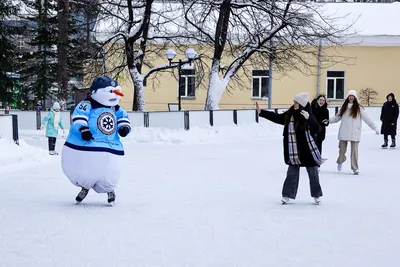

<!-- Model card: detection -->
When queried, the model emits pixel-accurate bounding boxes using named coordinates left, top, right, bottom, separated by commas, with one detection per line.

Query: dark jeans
left=282, top=165, right=323, bottom=199
left=48, top=137, right=57, bottom=151
left=384, top=134, right=395, bottom=141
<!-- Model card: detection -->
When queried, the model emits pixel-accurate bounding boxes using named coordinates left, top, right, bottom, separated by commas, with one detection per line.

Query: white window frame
left=251, top=70, right=269, bottom=100
left=326, top=70, right=346, bottom=100
left=177, top=69, right=196, bottom=99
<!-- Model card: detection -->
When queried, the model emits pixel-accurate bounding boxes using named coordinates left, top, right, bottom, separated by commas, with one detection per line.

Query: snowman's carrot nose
left=113, top=90, right=124, bottom=96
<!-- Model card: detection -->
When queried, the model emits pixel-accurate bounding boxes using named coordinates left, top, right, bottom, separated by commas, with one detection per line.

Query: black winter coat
left=311, top=99, right=329, bottom=142
left=380, top=93, right=399, bottom=136
left=259, top=108, right=322, bottom=167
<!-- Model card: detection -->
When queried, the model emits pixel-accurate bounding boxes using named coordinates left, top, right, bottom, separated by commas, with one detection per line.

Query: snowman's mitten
left=80, top=126, right=94, bottom=141
left=118, top=126, right=130, bottom=137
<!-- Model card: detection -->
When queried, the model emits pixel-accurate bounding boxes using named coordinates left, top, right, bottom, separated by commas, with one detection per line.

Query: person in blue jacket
left=41, top=102, right=65, bottom=155
left=61, top=76, right=131, bottom=206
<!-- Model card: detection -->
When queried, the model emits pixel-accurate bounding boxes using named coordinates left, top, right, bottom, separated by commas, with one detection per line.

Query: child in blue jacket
left=41, top=102, right=65, bottom=155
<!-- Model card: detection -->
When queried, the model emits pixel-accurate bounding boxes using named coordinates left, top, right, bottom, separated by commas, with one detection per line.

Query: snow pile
left=125, top=120, right=283, bottom=145
left=0, top=138, right=51, bottom=173
left=124, top=116, right=382, bottom=145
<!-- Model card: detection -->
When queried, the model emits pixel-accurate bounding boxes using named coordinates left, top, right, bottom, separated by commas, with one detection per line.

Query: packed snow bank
left=125, top=118, right=382, bottom=145
left=125, top=120, right=283, bottom=145
left=0, top=138, right=52, bottom=173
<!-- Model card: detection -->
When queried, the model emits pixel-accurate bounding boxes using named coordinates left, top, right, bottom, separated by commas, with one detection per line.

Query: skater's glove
left=322, top=119, right=329, bottom=125
left=300, top=110, right=309, bottom=120
left=118, top=126, right=130, bottom=137
left=80, top=126, right=94, bottom=141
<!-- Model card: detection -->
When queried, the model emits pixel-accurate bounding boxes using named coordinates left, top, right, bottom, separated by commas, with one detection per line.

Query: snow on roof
left=320, top=2, right=400, bottom=36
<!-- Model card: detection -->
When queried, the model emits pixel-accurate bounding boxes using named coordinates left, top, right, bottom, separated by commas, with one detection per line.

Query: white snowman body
left=61, top=76, right=131, bottom=193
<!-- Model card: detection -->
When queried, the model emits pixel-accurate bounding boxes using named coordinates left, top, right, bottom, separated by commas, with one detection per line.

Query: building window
left=252, top=70, right=269, bottom=99
left=179, top=69, right=196, bottom=98
left=326, top=71, right=345, bottom=100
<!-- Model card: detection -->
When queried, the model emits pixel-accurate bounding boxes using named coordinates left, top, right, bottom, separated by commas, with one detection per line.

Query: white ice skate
left=353, top=170, right=359, bottom=175
left=314, top=197, right=321, bottom=205
left=337, top=163, right=342, bottom=171
left=281, top=197, right=290, bottom=204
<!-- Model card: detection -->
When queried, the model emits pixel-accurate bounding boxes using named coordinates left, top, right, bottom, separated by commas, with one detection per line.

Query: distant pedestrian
left=41, top=102, right=65, bottom=155
left=380, top=93, right=399, bottom=148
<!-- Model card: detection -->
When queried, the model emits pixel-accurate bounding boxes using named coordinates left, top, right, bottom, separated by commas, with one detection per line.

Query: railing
left=0, top=114, right=19, bottom=144
left=0, top=106, right=383, bottom=131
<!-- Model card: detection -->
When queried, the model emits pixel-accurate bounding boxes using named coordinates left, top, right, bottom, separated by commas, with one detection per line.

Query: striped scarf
left=288, top=116, right=324, bottom=166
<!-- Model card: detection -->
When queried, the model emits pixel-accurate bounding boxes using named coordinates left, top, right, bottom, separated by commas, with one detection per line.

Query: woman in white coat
left=324, top=90, right=379, bottom=175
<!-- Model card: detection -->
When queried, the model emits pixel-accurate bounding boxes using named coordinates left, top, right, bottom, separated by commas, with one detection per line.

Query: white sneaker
left=353, top=170, right=359, bottom=175
left=281, top=197, right=290, bottom=204
left=337, top=163, right=342, bottom=171
left=314, top=197, right=321, bottom=204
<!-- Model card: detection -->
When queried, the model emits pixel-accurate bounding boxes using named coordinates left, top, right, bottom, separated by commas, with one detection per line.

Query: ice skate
left=382, top=140, right=388, bottom=148
left=314, top=197, right=321, bottom=205
left=390, top=140, right=396, bottom=148
left=107, top=191, right=116, bottom=206
left=75, top=188, right=89, bottom=203
left=281, top=197, right=290, bottom=204
left=337, top=163, right=342, bottom=171
left=49, top=151, right=58, bottom=155
left=353, top=169, right=359, bottom=175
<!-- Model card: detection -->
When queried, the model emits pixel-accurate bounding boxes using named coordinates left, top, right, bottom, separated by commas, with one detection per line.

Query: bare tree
left=359, top=88, right=378, bottom=106
left=180, top=0, right=355, bottom=110
left=91, top=0, right=201, bottom=111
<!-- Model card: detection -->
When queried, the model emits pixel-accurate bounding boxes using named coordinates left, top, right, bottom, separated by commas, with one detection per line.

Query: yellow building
left=91, top=3, right=400, bottom=111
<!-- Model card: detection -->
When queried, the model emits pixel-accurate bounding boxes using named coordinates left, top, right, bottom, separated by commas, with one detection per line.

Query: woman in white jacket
left=324, top=90, right=379, bottom=175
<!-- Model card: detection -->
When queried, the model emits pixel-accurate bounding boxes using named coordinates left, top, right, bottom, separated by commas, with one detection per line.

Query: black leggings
left=48, top=137, right=57, bottom=151
left=316, top=138, right=323, bottom=155
left=384, top=134, right=395, bottom=141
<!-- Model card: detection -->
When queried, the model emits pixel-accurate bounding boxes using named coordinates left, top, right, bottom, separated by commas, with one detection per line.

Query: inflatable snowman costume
left=61, top=76, right=131, bottom=205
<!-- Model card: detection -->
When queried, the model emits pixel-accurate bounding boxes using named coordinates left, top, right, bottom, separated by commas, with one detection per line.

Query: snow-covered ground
left=1, top=118, right=399, bottom=267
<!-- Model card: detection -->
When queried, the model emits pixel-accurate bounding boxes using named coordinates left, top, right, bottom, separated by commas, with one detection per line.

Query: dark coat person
left=380, top=93, right=399, bottom=148
left=311, top=95, right=329, bottom=155
left=256, top=92, right=323, bottom=205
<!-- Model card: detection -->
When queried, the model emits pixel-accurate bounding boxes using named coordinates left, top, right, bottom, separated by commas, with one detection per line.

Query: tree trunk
left=130, top=67, right=145, bottom=111
left=205, top=60, right=230, bottom=110
left=204, top=0, right=231, bottom=110
left=57, top=0, right=69, bottom=106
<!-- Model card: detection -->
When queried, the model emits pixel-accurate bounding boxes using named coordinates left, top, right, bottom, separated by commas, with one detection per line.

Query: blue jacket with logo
left=64, top=98, right=131, bottom=155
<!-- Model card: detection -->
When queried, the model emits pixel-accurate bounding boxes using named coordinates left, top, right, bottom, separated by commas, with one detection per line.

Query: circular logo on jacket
left=97, top=112, right=116, bottom=135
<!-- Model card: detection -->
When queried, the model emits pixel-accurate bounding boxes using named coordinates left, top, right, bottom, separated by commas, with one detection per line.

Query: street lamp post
left=165, top=48, right=197, bottom=111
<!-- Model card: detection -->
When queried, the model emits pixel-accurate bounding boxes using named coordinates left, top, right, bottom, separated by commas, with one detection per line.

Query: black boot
left=382, top=140, right=388, bottom=148
left=391, top=140, right=396, bottom=148
left=75, top=188, right=89, bottom=203
left=107, top=191, right=116, bottom=203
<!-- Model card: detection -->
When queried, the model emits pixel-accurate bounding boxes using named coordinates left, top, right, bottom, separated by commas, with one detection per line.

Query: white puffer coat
left=330, top=103, right=377, bottom=141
